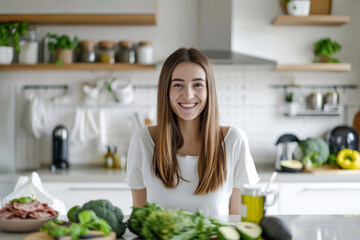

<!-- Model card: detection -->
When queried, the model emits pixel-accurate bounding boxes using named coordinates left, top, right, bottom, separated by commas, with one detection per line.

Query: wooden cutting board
left=24, top=230, right=116, bottom=240
left=353, top=110, right=360, bottom=150
left=301, top=164, right=360, bottom=174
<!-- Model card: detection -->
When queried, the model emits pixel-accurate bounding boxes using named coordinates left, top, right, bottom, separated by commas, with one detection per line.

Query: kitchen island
left=0, top=215, right=359, bottom=240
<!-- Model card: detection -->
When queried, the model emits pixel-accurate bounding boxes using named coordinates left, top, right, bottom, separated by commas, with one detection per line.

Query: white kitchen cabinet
left=42, top=182, right=132, bottom=215
left=277, top=182, right=360, bottom=215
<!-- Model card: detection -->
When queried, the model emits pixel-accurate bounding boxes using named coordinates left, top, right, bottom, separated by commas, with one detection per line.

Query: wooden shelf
left=285, top=110, right=340, bottom=117
left=0, top=14, right=156, bottom=25
left=0, top=63, right=156, bottom=71
left=272, top=15, right=350, bottom=26
left=275, top=63, right=351, bottom=72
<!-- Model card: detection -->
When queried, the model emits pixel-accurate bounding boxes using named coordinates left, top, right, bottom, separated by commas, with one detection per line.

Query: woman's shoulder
left=130, top=126, right=156, bottom=145
left=222, top=126, right=248, bottom=142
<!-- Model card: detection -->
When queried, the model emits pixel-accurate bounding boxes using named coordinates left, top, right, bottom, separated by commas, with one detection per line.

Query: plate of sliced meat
left=0, top=197, right=58, bottom=232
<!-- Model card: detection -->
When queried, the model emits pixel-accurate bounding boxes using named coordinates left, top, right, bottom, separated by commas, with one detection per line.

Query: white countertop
left=0, top=163, right=360, bottom=184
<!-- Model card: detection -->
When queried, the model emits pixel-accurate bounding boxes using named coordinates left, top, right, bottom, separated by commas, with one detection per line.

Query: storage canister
left=136, top=41, right=153, bottom=64
left=97, top=40, right=115, bottom=64
left=117, top=41, right=135, bottom=64
left=19, top=25, right=38, bottom=64
left=79, top=40, right=95, bottom=63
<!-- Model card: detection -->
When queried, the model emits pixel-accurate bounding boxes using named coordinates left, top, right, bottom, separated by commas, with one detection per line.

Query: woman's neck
left=177, top=117, right=202, bottom=156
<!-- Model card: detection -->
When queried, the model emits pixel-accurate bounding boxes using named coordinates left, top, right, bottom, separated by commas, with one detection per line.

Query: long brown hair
left=152, top=47, right=226, bottom=195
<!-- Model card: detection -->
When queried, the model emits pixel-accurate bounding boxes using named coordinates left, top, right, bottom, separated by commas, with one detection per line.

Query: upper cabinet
left=0, top=0, right=156, bottom=25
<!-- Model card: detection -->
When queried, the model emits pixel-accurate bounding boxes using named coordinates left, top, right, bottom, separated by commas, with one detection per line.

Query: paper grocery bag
left=2, top=172, right=66, bottom=215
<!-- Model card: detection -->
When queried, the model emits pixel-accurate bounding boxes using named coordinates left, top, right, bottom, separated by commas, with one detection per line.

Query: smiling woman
left=125, top=48, right=259, bottom=216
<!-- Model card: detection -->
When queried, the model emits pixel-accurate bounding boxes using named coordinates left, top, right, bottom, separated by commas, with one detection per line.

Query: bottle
left=104, top=146, right=113, bottom=169
left=19, top=25, right=38, bottom=64
left=97, top=41, right=115, bottom=64
left=136, top=41, right=154, bottom=64
left=112, top=146, right=121, bottom=169
left=117, top=41, right=135, bottom=64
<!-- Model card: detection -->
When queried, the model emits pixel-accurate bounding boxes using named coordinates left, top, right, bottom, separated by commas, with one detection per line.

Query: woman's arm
left=131, top=188, right=147, bottom=207
left=229, top=188, right=241, bottom=215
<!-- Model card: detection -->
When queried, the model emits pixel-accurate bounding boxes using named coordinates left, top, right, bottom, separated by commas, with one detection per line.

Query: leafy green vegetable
left=328, top=153, right=338, bottom=167
left=128, top=202, right=227, bottom=240
left=70, top=199, right=126, bottom=237
left=40, top=210, right=111, bottom=240
left=10, top=196, right=35, bottom=203
left=313, top=38, right=341, bottom=63
left=67, top=205, right=81, bottom=222
left=298, top=137, right=330, bottom=169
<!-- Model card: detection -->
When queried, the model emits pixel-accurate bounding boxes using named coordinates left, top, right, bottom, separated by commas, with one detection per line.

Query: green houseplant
left=47, top=33, right=78, bottom=65
left=313, top=38, right=342, bottom=63
left=0, top=22, right=28, bottom=64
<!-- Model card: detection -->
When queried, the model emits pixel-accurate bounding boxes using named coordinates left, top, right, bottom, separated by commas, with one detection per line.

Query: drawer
left=278, top=182, right=360, bottom=215
left=43, top=182, right=132, bottom=215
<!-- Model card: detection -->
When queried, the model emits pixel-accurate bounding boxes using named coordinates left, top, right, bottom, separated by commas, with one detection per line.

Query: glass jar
left=79, top=40, right=95, bottom=63
left=117, top=41, right=135, bottom=64
left=97, top=41, right=115, bottom=64
left=18, top=25, right=38, bottom=64
left=136, top=41, right=154, bottom=64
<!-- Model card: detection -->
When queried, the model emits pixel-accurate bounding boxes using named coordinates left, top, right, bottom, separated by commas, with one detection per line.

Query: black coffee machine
left=327, top=125, right=359, bottom=155
left=52, top=125, right=69, bottom=169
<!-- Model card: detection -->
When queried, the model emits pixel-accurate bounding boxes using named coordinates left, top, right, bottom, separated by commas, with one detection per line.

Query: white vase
left=287, top=0, right=311, bottom=16
left=0, top=46, right=14, bottom=64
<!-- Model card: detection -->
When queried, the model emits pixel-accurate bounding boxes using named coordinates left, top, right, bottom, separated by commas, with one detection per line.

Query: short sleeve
left=231, top=128, right=260, bottom=189
left=125, top=131, right=146, bottom=189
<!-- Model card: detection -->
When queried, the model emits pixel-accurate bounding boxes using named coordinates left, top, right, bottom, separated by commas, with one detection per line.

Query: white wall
left=0, top=0, right=359, bottom=173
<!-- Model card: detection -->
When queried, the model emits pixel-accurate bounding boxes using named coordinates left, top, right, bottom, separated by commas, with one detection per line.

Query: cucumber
left=217, top=226, right=240, bottom=240
left=260, top=216, right=292, bottom=240
left=235, top=222, right=262, bottom=240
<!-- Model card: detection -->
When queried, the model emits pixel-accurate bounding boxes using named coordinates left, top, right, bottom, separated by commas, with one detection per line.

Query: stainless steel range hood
left=198, top=0, right=276, bottom=66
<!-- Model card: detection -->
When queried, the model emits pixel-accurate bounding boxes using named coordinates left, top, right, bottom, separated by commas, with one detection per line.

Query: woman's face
left=169, top=62, right=207, bottom=121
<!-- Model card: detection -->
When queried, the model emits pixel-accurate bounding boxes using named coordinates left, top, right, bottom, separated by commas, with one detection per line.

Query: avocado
left=280, top=160, right=303, bottom=172
left=235, top=222, right=262, bottom=240
left=217, top=226, right=240, bottom=240
left=260, top=216, right=292, bottom=240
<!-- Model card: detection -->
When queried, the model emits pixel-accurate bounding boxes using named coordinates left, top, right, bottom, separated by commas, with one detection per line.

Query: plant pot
left=0, top=46, right=14, bottom=64
left=287, top=0, right=311, bottom=16
left=319, top=55, right=330, bottom=63
left=54, top=49, right=73, bottom=64
left=286, top=102, right=299, bottom=117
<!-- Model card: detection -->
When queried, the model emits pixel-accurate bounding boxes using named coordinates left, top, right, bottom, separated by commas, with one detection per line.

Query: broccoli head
left=127, top=202, right=164, bottom=237
left=299, top=137, right=329, bottom=169
left=71, top=199, right=126, bottom=237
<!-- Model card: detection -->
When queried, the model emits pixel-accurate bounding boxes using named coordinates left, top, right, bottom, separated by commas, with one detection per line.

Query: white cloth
left=125, top=126, right=259, bottom=216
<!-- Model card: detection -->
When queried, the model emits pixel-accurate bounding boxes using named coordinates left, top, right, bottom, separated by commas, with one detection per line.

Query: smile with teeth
left=179, top=103, right=197, bottom=108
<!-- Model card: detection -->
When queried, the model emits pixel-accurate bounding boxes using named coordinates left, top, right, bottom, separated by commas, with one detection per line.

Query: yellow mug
left=241, top=184, right=277, bottom=224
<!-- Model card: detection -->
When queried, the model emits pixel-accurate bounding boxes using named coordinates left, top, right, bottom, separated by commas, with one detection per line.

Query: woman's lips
left=179, top=103, right=197, bottom=109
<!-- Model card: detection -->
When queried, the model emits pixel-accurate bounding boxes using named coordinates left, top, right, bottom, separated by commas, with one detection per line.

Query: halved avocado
left=280, top=160, right=303, bottom=172
left=235, top=222, right=262, bottom=240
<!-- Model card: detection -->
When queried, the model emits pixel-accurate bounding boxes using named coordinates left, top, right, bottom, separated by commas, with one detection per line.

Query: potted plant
left=285, top=91, right=299, bottom=117
left=0, top=22, right=28, bottom=64
left=313, top=38, right=341, bottom=63
left=284, top=0, right=311, bottom=16
left=47, top=33, right=78, bottom=65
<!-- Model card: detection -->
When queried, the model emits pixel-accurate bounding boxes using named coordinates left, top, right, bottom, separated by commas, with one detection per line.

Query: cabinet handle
left=69, top=187, right=130, bottom=191
left=303, top=186, right=360, bottom=191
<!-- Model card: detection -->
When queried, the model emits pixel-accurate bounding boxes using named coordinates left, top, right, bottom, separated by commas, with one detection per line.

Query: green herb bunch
left=313, top=38, right=342, bottom=63
left=0, top=22, right=28, bottom=53
left=47, top=33, right=78, bottom=54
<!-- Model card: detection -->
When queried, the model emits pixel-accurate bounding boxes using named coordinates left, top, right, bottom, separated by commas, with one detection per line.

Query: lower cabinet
left=43, top=182, right=132, bottom=215
left=277, top=182, right=360, bottom=215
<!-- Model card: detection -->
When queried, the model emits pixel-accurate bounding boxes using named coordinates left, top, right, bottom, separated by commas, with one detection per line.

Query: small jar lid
left=99, top=40, right=115, bottom=49
left=118, top=41, right=134, bottom=48
left=138, top=41, right=152, bottom=46
left=80, top=40, right=95, bottom=50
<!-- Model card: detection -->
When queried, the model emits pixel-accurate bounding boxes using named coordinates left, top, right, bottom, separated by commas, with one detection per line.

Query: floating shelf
left=272, top=15, right=350, bottom=26
left=0, top=14, right=156, bottom=25
left=275, top=63, right=351, bottom=72
left=0, top=63, right=156, bottom=71
left=285, top=110, right=340, bottom=117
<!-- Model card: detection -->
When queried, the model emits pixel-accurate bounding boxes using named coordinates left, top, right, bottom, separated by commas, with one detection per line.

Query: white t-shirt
left=125, top=126, right=259, bottom=216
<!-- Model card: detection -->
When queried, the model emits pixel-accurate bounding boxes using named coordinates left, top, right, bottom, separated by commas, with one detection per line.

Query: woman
left=125, top=48, right=259, bottom=216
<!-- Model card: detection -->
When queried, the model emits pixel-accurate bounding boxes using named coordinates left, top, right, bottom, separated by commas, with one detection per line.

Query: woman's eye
left=194, top=83, right=204, bottom=88
left=173, top=83, right=182, bottom=88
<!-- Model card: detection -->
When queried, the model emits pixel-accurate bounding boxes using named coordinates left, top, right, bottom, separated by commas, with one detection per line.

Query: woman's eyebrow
left=171, top=78, right=205, bottom=82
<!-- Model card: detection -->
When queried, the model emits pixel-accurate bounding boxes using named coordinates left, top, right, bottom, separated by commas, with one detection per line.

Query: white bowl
left=0, top=211, right=58, bottom=232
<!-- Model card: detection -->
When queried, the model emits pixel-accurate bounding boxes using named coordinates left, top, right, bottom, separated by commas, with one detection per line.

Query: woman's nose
left=183, top=85, right=194, bottom=98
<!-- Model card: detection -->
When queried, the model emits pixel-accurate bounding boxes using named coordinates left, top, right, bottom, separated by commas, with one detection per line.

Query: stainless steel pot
left=324, top=91, right=339, bottom=105
left=307, top=92, right=323, bottom=110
